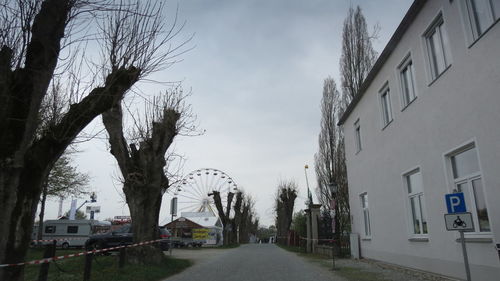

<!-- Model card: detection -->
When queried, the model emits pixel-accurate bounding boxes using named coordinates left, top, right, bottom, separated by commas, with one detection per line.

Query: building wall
left=344, top=1, right=500, bottom=280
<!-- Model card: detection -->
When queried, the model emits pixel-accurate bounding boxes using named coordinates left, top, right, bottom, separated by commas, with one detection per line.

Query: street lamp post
left=328, top=182, right=338, bottom=270
left=304, top=165, right=312, bottom=206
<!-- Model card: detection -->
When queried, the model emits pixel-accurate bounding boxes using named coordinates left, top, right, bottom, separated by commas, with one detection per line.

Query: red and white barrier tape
left=0, top=239, right=167, bottom=268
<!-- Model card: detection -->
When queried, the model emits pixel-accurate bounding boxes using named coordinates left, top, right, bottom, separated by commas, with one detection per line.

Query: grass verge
left=23, top=248, right=192, bottom=281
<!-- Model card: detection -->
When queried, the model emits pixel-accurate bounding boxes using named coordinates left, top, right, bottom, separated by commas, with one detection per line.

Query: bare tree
left=210, top=190, right=258, bottom=245
left=314, top=77, right=350, bottom=254
left=311, top=5, right=377, bottom=258
left=210, top=190, right=235, bottom=245
left=340, top=6, right=377, bottom=100
left=229, top=191, right=244, bottom=244
left=274, top=179, right=298, bottom=245
left=102, top=87, right=193, bottom=264
left=239, top=195, right=258, bottom=243
left=0, top=0, right=188, bottom=278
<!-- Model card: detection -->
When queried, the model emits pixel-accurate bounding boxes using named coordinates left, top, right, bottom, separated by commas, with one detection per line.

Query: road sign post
left=459, top=230, right=471, bottom=281
left=444, top=193, right=472, bottom=281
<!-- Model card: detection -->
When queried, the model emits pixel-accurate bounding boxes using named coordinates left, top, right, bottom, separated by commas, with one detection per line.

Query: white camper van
left=33, top=219, right=111, bottom=248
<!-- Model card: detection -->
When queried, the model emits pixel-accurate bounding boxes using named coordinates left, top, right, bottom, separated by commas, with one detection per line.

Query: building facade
left=338, top=0, right=500, bottom=280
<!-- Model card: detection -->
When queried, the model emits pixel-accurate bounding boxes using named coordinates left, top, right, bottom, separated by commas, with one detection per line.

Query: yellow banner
left=192, top=228, right=210, bottom=239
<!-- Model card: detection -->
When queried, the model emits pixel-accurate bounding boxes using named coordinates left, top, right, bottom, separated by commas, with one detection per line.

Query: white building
left=181, top=212, right=223, bottom=245
left=338, top=0, right=500, bottom=280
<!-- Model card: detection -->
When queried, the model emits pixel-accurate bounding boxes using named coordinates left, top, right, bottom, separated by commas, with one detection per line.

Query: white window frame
left=402, top=168, right=429, bottom=239
left=379, top=83, right=393, bottom=128
left=398, top=54, right=417, bottom=109
left=360, top=192, right=371, bottom=238
left=459, top=0, right=500, bottom=44
left=444, top=142, right=492, bottom=238
left=354, top=119, right=362, bottom=153
left=423, top=12, right=452, bottom=82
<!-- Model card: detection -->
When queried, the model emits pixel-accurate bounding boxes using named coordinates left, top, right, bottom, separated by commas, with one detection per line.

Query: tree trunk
left=1, top=154, right=51, bottom=280
left=124, top=182, right=164, bottom=264
left=37, top=182, right=49, bottom=244
left=230, top=192, right=243, bottom=244
left=239, top=204, right=249, bottom=244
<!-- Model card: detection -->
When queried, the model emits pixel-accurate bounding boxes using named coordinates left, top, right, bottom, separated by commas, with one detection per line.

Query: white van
left=33, top=219, right=111, bottom=248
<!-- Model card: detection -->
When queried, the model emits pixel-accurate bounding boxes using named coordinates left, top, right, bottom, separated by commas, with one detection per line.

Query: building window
left=45, top=226, right=56, bottom=234
left=354, top=119, right=362, bottom=153
left=404, top=169, right=428, bottom=236
left=379, top=85, right=393, bottom=127
left=464, top=0, right=499, bottom=41
left=449, top=145, right=490, bottom=233
left=360, top=193, right=371, bottom=237
left=67, top=226, right=79, bottom=234
left=399, top=57, right=416, bottom=107
left=424, top=14, right=451, bottom=80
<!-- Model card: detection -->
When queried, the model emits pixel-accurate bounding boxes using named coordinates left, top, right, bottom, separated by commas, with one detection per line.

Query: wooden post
left=119, top=248, right=126, bottom=268
left=38, top=240, right=56, bottom=281
left=83, top=252, right=93, bottom=281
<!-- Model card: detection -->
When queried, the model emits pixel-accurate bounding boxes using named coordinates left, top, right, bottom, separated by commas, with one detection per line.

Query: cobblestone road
left=164, top=244, right=343, bottom=281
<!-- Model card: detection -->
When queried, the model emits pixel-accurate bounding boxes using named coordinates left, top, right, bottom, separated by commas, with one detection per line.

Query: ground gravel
left=163, top=244, right=345, bottom=281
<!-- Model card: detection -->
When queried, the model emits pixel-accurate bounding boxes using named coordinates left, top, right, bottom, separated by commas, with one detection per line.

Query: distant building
left=338, top=0, right=500, bottom=280
left=164, top=212, right=223, bottom=245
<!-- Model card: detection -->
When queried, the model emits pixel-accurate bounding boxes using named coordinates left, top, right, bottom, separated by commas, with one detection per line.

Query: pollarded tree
left=229, top=191, right=244, bottom=244
left=210, top=190, right=235, bottom=245
left=0, top=0, right=188, bottom=279
left=238, top=195, right=250, bottom=243
left=103, top=87, right=194, bottom=264
left=239, top=195, right=258, bottom=243
left=274, top=180, right=298, bottom=245
left=210, top=190, right=253, bottom=245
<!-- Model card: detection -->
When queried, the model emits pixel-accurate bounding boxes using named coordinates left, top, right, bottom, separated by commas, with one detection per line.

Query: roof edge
left=338, top=0, right=427, bottom=126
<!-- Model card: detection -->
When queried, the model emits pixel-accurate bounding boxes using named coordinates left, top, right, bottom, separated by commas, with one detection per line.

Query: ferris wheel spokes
left=170, top=168, right=238, bottom=217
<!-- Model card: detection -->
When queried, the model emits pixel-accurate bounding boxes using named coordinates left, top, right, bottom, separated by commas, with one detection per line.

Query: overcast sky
left=42, top=0, right=413, bottom=227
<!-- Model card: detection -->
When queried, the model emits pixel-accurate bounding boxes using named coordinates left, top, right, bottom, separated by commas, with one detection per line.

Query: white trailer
left=32, top=219, right=111, bottom=248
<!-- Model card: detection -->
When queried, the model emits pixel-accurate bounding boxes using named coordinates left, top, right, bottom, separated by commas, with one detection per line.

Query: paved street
left=164, top=244, right=343, bottom=281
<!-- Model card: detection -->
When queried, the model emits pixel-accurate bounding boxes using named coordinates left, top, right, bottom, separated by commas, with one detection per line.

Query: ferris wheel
left=169, top=168, right=238, bottom=216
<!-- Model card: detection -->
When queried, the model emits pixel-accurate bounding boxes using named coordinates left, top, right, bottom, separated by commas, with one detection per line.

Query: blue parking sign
left=445, top=193, right=466, bottom=213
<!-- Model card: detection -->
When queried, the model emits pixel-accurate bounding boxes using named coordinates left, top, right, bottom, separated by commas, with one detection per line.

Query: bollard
left=331, top=240, right=336, bottom=271
left=496, top=243, right=500, bottom=262
left=38, top=240, right=56, bottom=281
left=119, top=248, right=126, bottom=268
left=83, top=252, right=93, bottom=281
